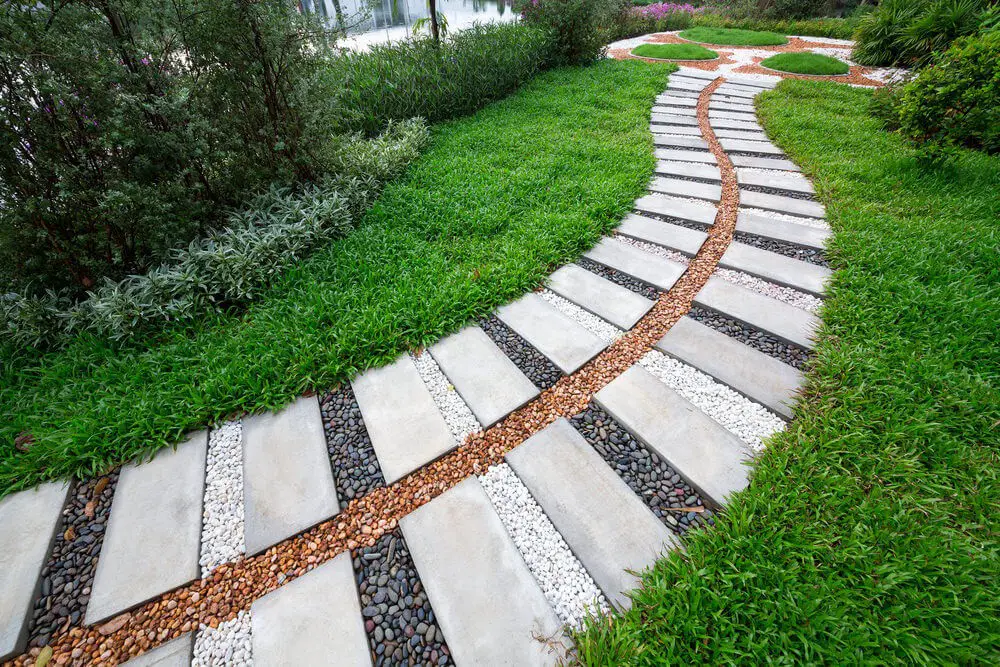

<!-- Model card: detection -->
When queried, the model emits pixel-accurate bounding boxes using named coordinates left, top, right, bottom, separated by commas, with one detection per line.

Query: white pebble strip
left=479, top=463, right=609, bottom=628
left=615, top=234, right=690, bottom=265
left=538, top=289, right=622, bottom=344
left=193, top=610, right=253, bottom=666
left=740, top=206, right=830, bottom=230
left=199, top=421, right=246, bottom=576
left=644, top=191, right=718, bottom=210
left=411, top=350, right=481, bottom=443
left=640, top=349, right=784, bottom=452
left=715, top=267, right=823, bottom=314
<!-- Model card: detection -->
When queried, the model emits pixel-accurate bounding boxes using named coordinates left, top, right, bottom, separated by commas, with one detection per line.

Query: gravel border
left=576, top=259, right=661, bottom=301
left=538, top=289, right=622, bottom=344
left=192, top=609, right=253, bottom=666
left=616, top=235, right=691, bottom=264
left=733, top=230, right=829, bottom=267
left=479, top=314, right=562, bottom=391
left=411, top=350, right=482, bottom=444
left=688, top=305, right=812, bottom=368
left=200, top=421, right=246, bottom=576
left=320, top=385, right=386, bottom=510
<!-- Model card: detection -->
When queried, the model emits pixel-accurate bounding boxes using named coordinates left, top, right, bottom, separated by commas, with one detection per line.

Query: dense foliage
left=612, top=2, right=701, bottom=40
left=520, top=0, right=620, bottom=65
left=690, top=11, right=858, bottom=38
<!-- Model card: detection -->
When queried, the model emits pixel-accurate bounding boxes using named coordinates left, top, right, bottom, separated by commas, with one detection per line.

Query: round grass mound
left=632, top=43, right=719, bottom=61
left=678, top=26, right=787, bottom=47
left=760, top=52, right=850, bottom=75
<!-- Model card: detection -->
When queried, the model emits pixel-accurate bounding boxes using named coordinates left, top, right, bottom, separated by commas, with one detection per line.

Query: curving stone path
left=1, top=67, right=835, bottom=666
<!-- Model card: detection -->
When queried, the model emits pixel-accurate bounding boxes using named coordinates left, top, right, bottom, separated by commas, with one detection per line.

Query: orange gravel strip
left=7, top=77, right=743, bottom=667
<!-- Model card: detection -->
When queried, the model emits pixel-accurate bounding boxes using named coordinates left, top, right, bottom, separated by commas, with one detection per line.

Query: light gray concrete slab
left=730, top=154, right=801, bottom=171
left=740, top=189, right=826, bottom=218
left=654, top=95, right=698, bottom=107
left=648, top=176, right=720, bottom=202
left=726, top=75, right=779, bottom=89
left=618, top=214, right=708, bottom=257
left=708, top=117, right=763, bottom=132
left=652, top=105, right=697, bottom=117
left=709, top=102, right=755, bottom=115
left=548, top=263, right=654, bottom=330
left=656, top=317, right=804, bottom=420
left=737, top=168, right=814, bottom=194
left=584, top=236, right=686, bottom=291
left=251, top=552, right=371, bottom=667
left=712, top=111, right=767, bottom=125
left=694, top=275, right=819, bottom=350
left=720, top=241, right=832, bottom=297
left=654, top=148, right=717, bottom=164
left=655, top=160, right=720, bottom=182
left=652, top=134, right=708, bottom=150
left=714, top=128, right=769, bottom=141
left=496, top=292, right=608, bottom=374
left=675, top=68, right=720, bottom=81
left=353, top=355, right=456, bottom=484
left=634, top=193, right=718, bottom=226
left=650, top=123, right=702, bottom=137
left=736, top=210, right=831, bottom=250
left=719, top=138, right=784, bottom=155
left=399, top=477, right=566, bottom=667
left=86, top=432, right=207, bottom=624
left=121, top=633, right=194, bottom=667
left=712, top=92, right=761, bottom=106
left=0, top=482, right=69, bottom=662
left=650, top=113, right=699, bottom=127
left=430, top=326, right=539, bottom=428
left=656, top=89, right=700, bottom=101
left=506, top=419, right=678, bottom=609
left=667, top=78, right=708, bottom=92
left=242, top=397, right=340, bottom=556
left=596, top=365, right=751, bottom=507
left=715, top=85, right=758, bottom=98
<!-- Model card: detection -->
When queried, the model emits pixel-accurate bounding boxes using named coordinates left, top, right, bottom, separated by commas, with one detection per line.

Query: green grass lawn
left=762, top=51, right=850, bottom=75
left=632, top=43, right=718, bottom=61
left=575, top=80, right=1000, bottom=663
left=678, top=26, right=788, bottom=46
left=0, top=59, right=674, bottom=497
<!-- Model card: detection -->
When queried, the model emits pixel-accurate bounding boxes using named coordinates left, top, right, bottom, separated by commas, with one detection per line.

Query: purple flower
left=141, top=57, right=150, bottom=65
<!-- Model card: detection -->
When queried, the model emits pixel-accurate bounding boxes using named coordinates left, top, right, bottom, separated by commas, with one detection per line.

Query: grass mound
left=678, top=26, right=788, bottom=46
left=632, top=43, right=718, bottom=61
left=761, top=52, right=850, bottom=75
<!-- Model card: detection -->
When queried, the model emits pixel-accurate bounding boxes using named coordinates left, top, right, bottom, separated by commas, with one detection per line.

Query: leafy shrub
left=691, top=10, right=857, bottom=38
left=613, top=3, right=701, bottom=40
left=852, top=0, right=991, bottom=66
left=520, top=0, right=619, bottom=65
left=707, top=0, right=834, bottom=20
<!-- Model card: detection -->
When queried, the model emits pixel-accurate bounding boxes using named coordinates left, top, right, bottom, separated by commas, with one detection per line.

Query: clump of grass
left=761, top=52, right=850, bottom=75
left=632, top=43, right=718, bottom=60
left=678, top=26, right=788, bottom=46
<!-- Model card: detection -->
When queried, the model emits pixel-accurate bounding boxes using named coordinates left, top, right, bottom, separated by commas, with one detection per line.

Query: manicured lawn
left=575, top=80, right=1000, bottom=663
left=762, top=51, right=850, bottom=75
left=678, top=26, right=788, bottom=46
left=632, top=43, right=718, bottom=61
left=0, top=59, right=674, bottom=497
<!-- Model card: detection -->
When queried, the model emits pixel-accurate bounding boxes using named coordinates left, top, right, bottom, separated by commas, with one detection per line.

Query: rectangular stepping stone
left=736, top=210, right=830, bottom=250
left=648, top=175, right=720, bottom=202
left=730, top=154, right=801, bottom=171
left=242, top=397, right=340, bottom=555
left=652, top=105, right=697, bottom=117
left=725, top=75, right=778, bottom=89
left=430, top=326, right=539, bottom=428
left=656, top=160, right=720, bottom=182
left=496, top=292, right=608, bottom=374
left=737, top=168, right=814, bottom=194
left=709, top=103, right=755, bottom=116
left=709, top=117, right=762, bottom=132
left=712, top=92, right=760, bottom=105
left=674, top=68, right=719, bottom=81
left=251, top=552, right=371, bottom=666
left=650, top=123, right=701, bottom=137
left=618, top=213, right=708, bottom=256
left=86, top=432, right=208, bottom=624
left=719, top=138, right=784, bottom=155
left=506, top=419, right=678, bottom=609
left=634, top=193, right=718, bottom=226
left=547, top=263, right=654, bottom=330
left=584, top=236, right=686, bottom=291
left=122, top=633, right=194, bottom=667
left=652, top=134, right=708, bottom=150
left=695, top=275, right=819, bottom=349
left=712, top=111, right=764, bottom=124
left=666, top=78, right=707, bottom=92
left=650, top=113, right=699, bottom=127
left=596, top=366, right=750, bottom=507
left=654, top=148, right=716, bottom=164
left=656, top=316, right=804, bottom=419
left=714, top=128, right=769, bottom=141
left=721, top=241, right=832, bottom=296
left=655, top=95, right=697, bottom=107
left=740, top=189, right=825, bottom=218
left=353, top=355, right=457, bottom=484
left=715, top=85, right=758, bottom=98
left=656, top=89, right=700, bottom=101
left=399, top=477, right=565, bottom=666
left=0, top=482, right=69, bottom=662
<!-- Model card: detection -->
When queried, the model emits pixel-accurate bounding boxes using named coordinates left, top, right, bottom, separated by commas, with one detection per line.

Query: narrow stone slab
left=618, top=213, right=708, bottom=256
left=675, top=68, right=719, bottom=81
left=430, top=326, right=539, bottom=428
left=251, top=552, right=371, bottom=666
left=652, top=105, right=697, bottom=117
left=656, top=160, right=720, bottom=181
left=695, top=276, right=819, bottom=349
left=708, top=116, right=763, bottom=132
left=656, top=317, right=804, bottom=419
left=595, top=366, right=750, bottom=507
left=737, top=168, right=814, bottom=194
left=719, top=138, right=784, bottom=155
left=656, top=89, right=700, bottom=101
left=721, top=241, right=831, bottom=296
left=667, top=78, right=707, bottom=92
left=655, top=95, right=698, bottom=107
left=86, top=432, right=207, bottom=624
left=654, top=148, right=717, bottom=164
left=496, top=293, right=608, bottom=374
left=0, top=482, right=69, bottom=661
left=730, top=154, right=801, bottom=171
left=740, top=189, right=825, bottom=218
left=242, top=397, right=340, bottom=556
left=399, top=477, right=565, bottom=666
left=650, top=113, right=699, bottom=127
left=648, top=176, right=720, bottom=202
left=709, top=102, right=755, bottom=116
left=353, top=355, right=456, bottom=484
left=652, top=134, right=708, bottom=150
left=634, top=193, right=717, bottom=226
left=712, top=92, right=761, bottom=106
left=736, top=210, right=831, bottom=249
left=122, top=634, right=194, bottom=667
left=726, top=75, right=778, bottom=89
left=548, top=263, right=654, bottom=330
left=584, top=236, right=686, bottom=291
left=506, top=419, right=678, bottom=609
left=714, top=128, right=769, bottom=141
left=715, top=85, right=758, bottom=98
left=712, top=111, right=766, bottom=125
left=650, top=123, right=702, bottom=137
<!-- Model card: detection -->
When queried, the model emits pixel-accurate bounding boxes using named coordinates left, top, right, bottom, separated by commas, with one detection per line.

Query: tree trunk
left=428, top=0, right=439, bottom=44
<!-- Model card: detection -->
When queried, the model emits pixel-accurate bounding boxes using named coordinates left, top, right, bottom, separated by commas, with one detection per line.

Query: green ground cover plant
left=632, top=43, right=719, bottom=59
left=761, top=51, right=850, bottom=74
left=678, top=25, right=788, bottom=44
left=574, top=79, right=1000, bottom=663
left=0, top=59, right=674, bottom=497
